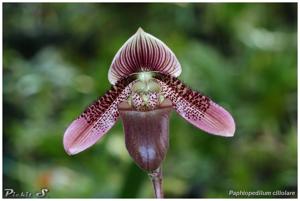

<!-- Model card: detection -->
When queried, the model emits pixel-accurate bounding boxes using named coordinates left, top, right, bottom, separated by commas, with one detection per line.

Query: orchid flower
left=63, top=28, right=235, bottom=198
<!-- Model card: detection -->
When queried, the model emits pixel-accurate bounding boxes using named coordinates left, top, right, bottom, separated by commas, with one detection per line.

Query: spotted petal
left=108, top=28, right=182, bottom=85
left=155, top=73, right=235, bottom=137
left=63, top=76, right=135, bottom=155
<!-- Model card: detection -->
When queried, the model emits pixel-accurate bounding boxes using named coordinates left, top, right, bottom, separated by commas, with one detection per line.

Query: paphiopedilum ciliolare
left=63, top=28, right=235, bottom=198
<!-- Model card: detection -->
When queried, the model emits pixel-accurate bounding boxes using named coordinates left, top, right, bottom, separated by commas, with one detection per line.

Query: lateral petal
left=155, top=73, right=235, bottom=137
left=63, top=76, right=135, bottom=155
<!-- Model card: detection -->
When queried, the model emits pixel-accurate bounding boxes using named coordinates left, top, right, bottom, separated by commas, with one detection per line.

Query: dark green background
left=3, top=3, right=297, bottom=198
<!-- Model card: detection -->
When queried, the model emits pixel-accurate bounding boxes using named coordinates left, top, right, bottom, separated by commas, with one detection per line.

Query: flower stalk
left=149, top=167, right=164, bottom=198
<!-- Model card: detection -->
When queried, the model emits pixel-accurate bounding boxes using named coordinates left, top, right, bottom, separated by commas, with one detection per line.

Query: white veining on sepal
left=108, top=28, right=182, bottom=84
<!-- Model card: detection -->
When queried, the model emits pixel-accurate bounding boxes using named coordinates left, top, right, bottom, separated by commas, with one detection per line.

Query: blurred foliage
left=3, top=3, right=297, bottom=198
